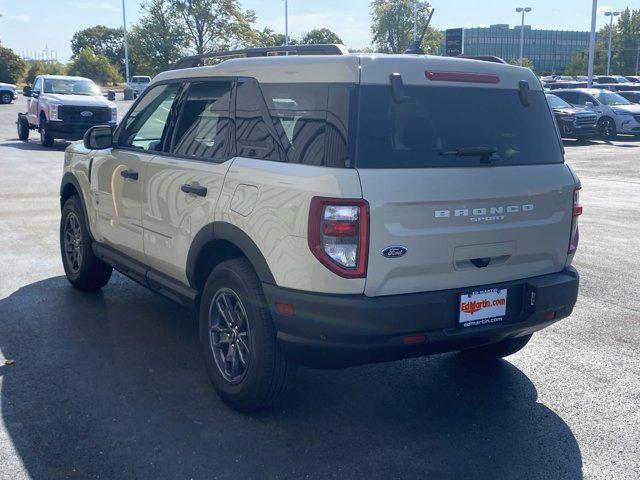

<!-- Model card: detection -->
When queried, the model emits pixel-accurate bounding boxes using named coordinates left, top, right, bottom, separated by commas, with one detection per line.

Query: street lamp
left=515, top=7, right=532, bottom=66
left=122, top=0, right=130, bottom=84
left=604, top=10, right=620, bottom=76
left=411, top=2, right=427, bottom=43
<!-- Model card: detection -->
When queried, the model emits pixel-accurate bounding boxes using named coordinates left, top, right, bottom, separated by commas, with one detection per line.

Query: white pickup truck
left=17, top=75, right=116, bottom=147
left=125, top=75, right=151, bottom=98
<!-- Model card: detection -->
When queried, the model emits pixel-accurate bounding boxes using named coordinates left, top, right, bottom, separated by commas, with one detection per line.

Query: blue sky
left=0, top=0, right=630, bottom=61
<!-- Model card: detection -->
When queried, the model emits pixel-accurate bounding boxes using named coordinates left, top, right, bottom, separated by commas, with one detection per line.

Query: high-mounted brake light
left=425, top=71, right=501, bottom=84
left=308, top=197, right=369, bottom=278
left=568, top=187, right=582, bottom=254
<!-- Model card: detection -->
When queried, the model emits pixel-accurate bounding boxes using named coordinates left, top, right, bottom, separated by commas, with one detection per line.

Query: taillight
left=568, top=187, right=582, bottom=254
left=308, top=197, right=369, bottom=278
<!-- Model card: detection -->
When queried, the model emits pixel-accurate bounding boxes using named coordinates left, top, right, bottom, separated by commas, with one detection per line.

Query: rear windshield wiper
left=439, top=146, right=499, bottom=164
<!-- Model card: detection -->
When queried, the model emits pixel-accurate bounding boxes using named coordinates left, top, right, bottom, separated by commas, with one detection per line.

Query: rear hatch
left=356, top=56, right=578, bottom=297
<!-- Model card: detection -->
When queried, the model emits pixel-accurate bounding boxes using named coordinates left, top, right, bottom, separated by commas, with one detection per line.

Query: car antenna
left=404, top=8, right=435, bottom=55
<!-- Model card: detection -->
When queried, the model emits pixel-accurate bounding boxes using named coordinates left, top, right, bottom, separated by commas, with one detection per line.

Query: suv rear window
left=355, top=85, right=564, bottom=168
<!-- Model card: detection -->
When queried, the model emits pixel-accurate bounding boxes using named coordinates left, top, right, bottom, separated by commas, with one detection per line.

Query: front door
left=27, top=76, right=43, bottom=125
left=90, top=83, right=181, bottom=261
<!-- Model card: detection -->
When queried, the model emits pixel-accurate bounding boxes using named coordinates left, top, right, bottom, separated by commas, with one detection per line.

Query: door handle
left=120, top=169, right=138, bottom=181
left=181, top=184, right=207, bottom=197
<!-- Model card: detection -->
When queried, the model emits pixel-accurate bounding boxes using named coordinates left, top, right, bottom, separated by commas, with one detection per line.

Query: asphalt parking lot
left=0, top=96, right=638, bottom=480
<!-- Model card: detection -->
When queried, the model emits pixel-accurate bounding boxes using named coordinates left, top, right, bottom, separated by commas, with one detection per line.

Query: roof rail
left=457, top=55, right=508, bottom=64
left=172, top=44, right=349, bottom=70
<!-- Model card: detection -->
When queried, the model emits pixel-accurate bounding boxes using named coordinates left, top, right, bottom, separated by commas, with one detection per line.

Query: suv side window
left=575, top=93, right=595, bottom=106
left=235, top=78, right=282, bottom=162
left=170, top=80, right=232, bottom=162
left=119, top=83, right=180, bottom=151
left=555, top=91, right=578, bottom=104
left=33, top=77, right=42, bottom=94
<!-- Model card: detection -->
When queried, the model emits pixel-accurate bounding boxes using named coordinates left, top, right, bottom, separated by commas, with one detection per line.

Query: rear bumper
left=264, top=267, right=579, bottom=368
left=45, top=120, right=116, bottom=140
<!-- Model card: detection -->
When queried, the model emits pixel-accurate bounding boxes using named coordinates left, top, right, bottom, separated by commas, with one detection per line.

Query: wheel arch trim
left=186, top=222, right=276, bottom=289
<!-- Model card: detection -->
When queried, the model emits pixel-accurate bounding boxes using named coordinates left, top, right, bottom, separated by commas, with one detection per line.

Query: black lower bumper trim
left=263, top=267, right=579, bottom=368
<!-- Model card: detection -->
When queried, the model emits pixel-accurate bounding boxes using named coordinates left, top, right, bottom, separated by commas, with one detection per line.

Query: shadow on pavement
left=0, top=275, right=583, bottom=479
left=0, top=139, right=70, bottom=152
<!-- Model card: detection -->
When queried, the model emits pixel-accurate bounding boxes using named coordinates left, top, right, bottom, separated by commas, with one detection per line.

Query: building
left=455, top=24, right=596, bottom=73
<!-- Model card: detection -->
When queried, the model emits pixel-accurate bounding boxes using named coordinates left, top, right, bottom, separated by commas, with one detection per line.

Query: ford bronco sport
left=59, top=45, right=581, bottom=411
left=17, top=75, right=117, bottom=147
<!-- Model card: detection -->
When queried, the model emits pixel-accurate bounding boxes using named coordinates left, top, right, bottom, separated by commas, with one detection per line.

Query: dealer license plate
left=459, top=289, right=507, bottom=328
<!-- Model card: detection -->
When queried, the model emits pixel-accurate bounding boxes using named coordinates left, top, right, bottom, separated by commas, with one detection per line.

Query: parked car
left=618, top=91, right=640, bottom=104
left=625, top=76, right=640, bottom=83
left=125, top=75, right=151, bottom=98
left=546, top=93, right=598, bottom=139
left=0, top=82, right=18, bottom=104
left=553, top=88, right=640, bottom=139
left=59, top=45, right=581, bottom=411
left=17, top=75, right=117, bottom=147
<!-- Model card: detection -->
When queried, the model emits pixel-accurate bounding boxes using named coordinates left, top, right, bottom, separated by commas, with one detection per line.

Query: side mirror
left=83, top=125, right=114, bottom=150
left=23, top=85, right=32, bottom=97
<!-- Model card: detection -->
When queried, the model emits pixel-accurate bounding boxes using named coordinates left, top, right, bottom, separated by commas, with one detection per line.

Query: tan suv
left=59, top=45, right=581, bottom=411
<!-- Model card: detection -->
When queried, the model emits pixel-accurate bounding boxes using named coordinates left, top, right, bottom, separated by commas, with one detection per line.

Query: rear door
left=142, top=79, right=234, bottom=284
left=356, top=67, right=577, bottom=297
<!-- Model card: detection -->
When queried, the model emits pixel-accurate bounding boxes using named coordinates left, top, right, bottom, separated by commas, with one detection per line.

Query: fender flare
left=60, top=172, right=92, bottom=234
left=186, top=222, right=276, bottom=288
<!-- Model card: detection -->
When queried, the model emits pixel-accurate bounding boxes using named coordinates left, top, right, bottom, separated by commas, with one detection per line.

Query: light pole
left=604, top=10, right=620, bottom=76
left=122, top=0, right=130, bottom=84
left=284, top=0, right=289, bottom=46
left=411, top=2, right=427, bottom=43
left=515, top=7, right=532, bottom=66
left=587, top=0, right=597, bottom=87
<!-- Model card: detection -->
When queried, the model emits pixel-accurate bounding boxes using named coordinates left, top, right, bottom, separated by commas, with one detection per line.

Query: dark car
left=618, top=91, right=640, bottom=104
left=546, top=93, right=599, bottom=139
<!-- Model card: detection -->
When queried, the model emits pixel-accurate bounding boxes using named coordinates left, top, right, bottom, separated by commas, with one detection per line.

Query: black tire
left=0, top=92, right=13, bottom=104
left=39, top=116, right=54, bottom=147
left=459, top=334, right=533, bottom=359
left=17, top=117, right=29, bottom=141
left=60, top=195, right=112, bottom=291
left=598, top=117, right=617, bottom=140
left=199, top=258, right=296, bottom=412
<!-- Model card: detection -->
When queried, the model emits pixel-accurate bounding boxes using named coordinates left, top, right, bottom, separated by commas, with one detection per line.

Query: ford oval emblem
left=382, top=246, right=407, bottom=258
left=80, top=110, right=93, bottom=117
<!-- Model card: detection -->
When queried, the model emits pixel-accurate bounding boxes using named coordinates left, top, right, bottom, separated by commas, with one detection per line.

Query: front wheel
left=60, top=195, right=112, bottom=291
left=39, top=119, right=54, bottom=147
left=459, top=334, right=533, bottom=359
left=598, top=117, right=617, bottom=140
left=0, top=92, right=13, bottom=104
left=199, top=258, right=296, bottom=412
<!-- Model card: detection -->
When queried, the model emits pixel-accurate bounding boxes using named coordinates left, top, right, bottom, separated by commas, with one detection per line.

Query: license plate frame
left=458, top=288, right=508, bottom=328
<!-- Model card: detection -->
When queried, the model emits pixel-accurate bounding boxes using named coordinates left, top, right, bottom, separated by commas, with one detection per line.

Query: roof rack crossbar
left=172, top=44, right=349, bottom=70
left=456, top=55, right=508, bottom=64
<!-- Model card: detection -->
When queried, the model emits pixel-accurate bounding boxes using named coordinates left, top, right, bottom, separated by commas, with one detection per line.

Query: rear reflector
left=403, top=334, right=426, bottom=345
left=425, top=71, right=500, bottom=84
left=275, top=302, right=295, bottom=316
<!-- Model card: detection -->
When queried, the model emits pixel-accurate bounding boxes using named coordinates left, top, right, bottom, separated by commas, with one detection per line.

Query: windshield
left=547, top=94, right=573, bottom=109
left=43, top=79, right=101, bottom=96
left=593, top=90, right=631, bottom=106
left=356, top=85, right=563, bottom=168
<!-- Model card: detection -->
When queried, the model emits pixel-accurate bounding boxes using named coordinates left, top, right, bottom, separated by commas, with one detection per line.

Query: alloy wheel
left=208, top=288, right=251, bottom=384
left=63, top=212, right=83, bottom=273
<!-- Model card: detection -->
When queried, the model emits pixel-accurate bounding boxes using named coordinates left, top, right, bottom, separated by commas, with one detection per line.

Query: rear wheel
left=17, top=117, right=29, bottom=141
left=0, top=92, right=13, bottom=104
left=199, top=258, right=296, bottom=412
left=39, top=117, right=54, bottom=147
left=60, top=195, right=112, bottom=291
left=598, top=117, right=617, bottom=140
left=459, top=334, right=533, bottom=359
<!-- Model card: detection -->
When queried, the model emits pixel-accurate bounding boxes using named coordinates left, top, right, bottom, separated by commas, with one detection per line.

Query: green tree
left=128, top=0, right=189, bottom=75
left=370, top=0, right=442, bottom=54
left=565, top=42, right=607, bottom=76
left=25, top=60, right=46, bottom=84
left=300, top=28, right=343, bottom=45
left=67, top=48, right=122, bottom=85
left=169, top=0, right=258, bottom=54
left=71, top=25, right=125, bottom=75
left=0, top=44, right=27, bottom=84
left=507, top=57, right=535, bottom=70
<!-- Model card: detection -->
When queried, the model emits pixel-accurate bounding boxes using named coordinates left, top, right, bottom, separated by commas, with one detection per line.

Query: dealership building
left=450, top=24, right=596, bottom=72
